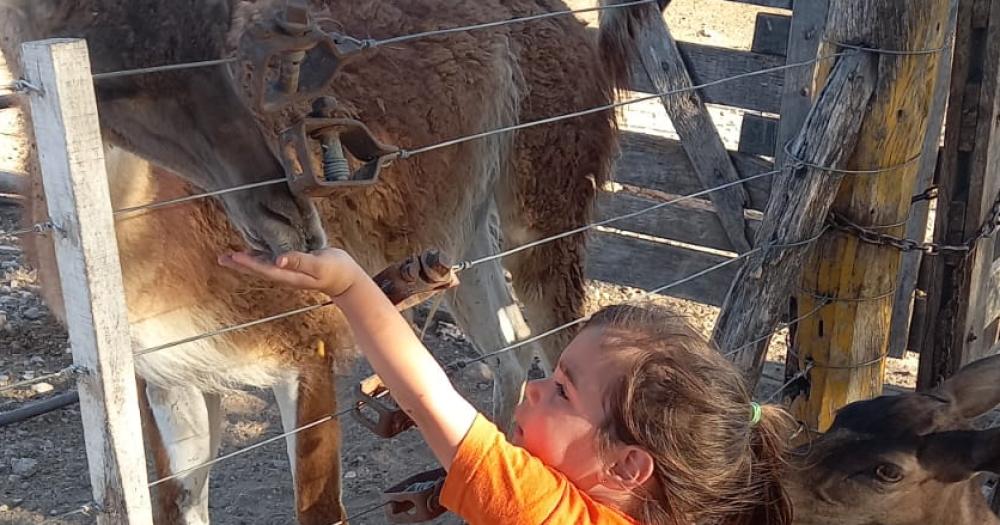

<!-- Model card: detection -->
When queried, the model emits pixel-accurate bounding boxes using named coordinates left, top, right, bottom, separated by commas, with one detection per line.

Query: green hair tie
left=749, top=402, right=762, bottom=427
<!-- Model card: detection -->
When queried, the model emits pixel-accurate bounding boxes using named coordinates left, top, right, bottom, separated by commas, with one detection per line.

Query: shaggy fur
left=0, top=1, right=659, bottom=523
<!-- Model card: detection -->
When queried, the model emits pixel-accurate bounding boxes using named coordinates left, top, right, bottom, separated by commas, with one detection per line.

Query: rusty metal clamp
left=351, top=250, right=460, bottom=438
left=279, top=114, right=399, bottom=197
left=238, top=0, right=367, bottom=113
left=383, top=468, right=448, bottom=523
left=351, top=374, right=416, bottom=439
left=374, top=249, right=460, bottom=312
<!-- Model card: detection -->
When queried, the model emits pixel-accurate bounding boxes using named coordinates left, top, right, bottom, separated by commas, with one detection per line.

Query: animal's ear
left=930, top=353, right=1000, bottom=420
left=918, top=428, right=1000, bottom=482
left=657, top=0, right=672, bottom=10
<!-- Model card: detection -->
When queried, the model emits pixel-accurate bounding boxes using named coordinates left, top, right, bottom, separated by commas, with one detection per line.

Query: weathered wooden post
left=916, top=0, right=1000, bottom=390
left=786, top=0, right=952, bottom=432
left=21, top=38, right=153, bottom=524
left=612, top=2, right=753, bottom=253
left=714, top=0, right=952, bottom=424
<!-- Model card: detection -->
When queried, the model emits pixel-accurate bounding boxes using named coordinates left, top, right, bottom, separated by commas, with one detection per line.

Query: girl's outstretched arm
left=219, top=249, right=477, bottom=469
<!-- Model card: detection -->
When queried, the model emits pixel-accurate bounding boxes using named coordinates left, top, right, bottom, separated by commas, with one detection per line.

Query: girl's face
left=512, top=326, right=622, bottom=488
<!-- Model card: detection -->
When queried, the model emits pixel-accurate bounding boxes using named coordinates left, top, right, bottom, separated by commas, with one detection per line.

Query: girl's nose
left=524, top=378, right=543, bottom=405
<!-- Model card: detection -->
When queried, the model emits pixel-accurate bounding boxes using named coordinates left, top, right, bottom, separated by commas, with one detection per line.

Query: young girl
left=219, top=248, right=793, bottom=524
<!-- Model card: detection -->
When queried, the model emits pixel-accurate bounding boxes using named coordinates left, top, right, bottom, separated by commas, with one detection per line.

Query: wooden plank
left=985, top=257, right=1000, bottom=324
left=615, top=131, right=775, bottom=210
left=752, top=13, right=792, bottom=56
left=626, top=8, right=753, bottom=252
left=919, top=0, right=1000, bottom=389
left=774, top=0, right=829, bottom=162
left=728, top=0, right=793, bottom=9
left=712, top=51, right=878, bottom=390
left=739, top=114, right=779, bottom=157
left=21, top=38, right=153, bottom=524
left=627, top=42, right=786, bottom=113
left=586, top=231, right=740, bottom=306
left=773, top=0, right=830, bottom=381
left=790, top=0, right=953, bottom=431
left=0, top=170, right=24, bottom=195
left=888, top=0, right=959, bottom=358
left=598, top=191, right=761, bottom=253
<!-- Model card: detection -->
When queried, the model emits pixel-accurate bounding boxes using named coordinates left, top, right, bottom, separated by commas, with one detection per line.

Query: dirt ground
left=0, top=2, right=930, bottom=524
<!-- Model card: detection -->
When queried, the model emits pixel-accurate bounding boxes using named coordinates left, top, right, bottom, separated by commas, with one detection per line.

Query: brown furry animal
left=0, top=0, right=664, bottom=523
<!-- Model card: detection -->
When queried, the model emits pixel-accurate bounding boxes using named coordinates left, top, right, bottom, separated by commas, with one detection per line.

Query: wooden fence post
left=626, top=4, right=753, bottom=253
left=713, top=51, right=877, bottom=384
left=21, top=38, right=153, bottom=524
left=887, top=0, right=960, bottom=359
left=916, top=0, right=1000, bottom=390
left=786, top=0, right=952, bottom=432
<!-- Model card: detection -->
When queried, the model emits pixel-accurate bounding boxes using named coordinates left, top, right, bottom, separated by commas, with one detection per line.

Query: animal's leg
left=142, top=382, right=223, bottom=525
left=273, top=361, right=345, bottom=525
left=497, top=117, right=612, bottom=374
left=446, top=203, right=536, bottom=431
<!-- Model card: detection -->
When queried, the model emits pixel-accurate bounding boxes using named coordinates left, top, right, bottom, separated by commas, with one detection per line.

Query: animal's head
left=787, top=353, right=1000, bottom=525
left=1, top=0, right=331, bottom=255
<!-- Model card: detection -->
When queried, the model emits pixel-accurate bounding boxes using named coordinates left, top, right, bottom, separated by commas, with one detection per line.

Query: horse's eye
left=874, top=463, right=903, bottom=483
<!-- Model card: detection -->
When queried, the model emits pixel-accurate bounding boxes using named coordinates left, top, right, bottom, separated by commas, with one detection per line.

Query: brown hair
left=587, top=303, right=793, bottom=525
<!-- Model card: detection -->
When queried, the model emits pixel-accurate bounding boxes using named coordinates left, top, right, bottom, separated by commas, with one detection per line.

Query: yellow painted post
left=787, top=0, right=953, bottom=432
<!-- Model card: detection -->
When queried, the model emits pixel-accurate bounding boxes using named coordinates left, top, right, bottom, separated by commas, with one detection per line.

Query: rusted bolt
left=318, top=133, right=350, bottom=182
left=311, top=96, right=338, bottom=118
left=279, top=50, right=307, bottom=95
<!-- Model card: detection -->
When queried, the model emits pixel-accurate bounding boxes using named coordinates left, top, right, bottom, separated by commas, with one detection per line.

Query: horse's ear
left=657, top=0, right=672, bottom=10
left=930, top=353, right=1000, bottom=420
left=918, top=428, right=1000, bottom=482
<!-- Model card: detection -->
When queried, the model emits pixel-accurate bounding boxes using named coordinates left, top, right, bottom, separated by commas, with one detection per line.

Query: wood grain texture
left=21, top=38, right=153, bottom=524
left=712, top=51, right=878, bottom=391
left=791, top=0, right=953, bottom=430
left=918, top=0, right=1000, bottom=389
left=627, top=5, right=753, bottom=252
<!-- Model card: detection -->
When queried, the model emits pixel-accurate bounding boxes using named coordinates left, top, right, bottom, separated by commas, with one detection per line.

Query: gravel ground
left=0, top=1, right=955, bottom=524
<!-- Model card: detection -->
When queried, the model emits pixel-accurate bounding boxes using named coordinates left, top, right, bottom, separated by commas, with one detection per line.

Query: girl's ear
left=607, top=446, right=656, bottom=490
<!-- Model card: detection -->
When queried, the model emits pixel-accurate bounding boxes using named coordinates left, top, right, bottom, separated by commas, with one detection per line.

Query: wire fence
left=0, top=1, right=960, bottom=521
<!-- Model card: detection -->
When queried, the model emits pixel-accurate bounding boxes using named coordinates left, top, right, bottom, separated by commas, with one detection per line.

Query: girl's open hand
left=218, top=248, right=363, bottom=297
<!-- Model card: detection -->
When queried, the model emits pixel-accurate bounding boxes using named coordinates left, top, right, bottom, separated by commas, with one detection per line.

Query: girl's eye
left=555, top=381, right=568, bottom=400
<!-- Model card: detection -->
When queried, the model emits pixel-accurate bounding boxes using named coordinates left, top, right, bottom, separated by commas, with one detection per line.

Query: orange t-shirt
left=440, top=413, right=639, bottom=524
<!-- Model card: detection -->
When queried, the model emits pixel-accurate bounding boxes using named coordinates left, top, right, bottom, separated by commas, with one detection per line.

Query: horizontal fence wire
left=349, top=0, right=659, bottom=49
left=85, top=0, right=657, bottom=81
left=135, top=301, right=333, bottom=357
left=455, top=169, right=783, bottom=272
left=104, top=52, right=842, bottom=218
left=143, top=245, right=763, bottom=487
left=148, top=405, right=352, bottom=487
left=132, top=168, right=782, bottom=357
left=0, top=365, right=81, bottom=394
left=764, top=362, right=815, bottom=403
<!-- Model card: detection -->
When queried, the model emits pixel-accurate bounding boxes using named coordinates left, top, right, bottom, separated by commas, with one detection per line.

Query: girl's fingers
left=218, top=252, right=320, bottom=288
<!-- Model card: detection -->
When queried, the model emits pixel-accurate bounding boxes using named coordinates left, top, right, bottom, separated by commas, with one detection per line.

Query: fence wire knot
left=5, top=79, right=41, bottom=94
